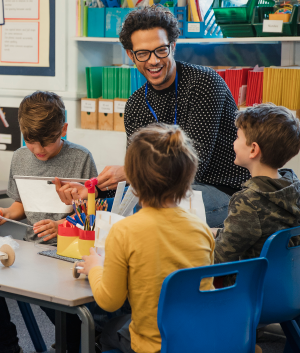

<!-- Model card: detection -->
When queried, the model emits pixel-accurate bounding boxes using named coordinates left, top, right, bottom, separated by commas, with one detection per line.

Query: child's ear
left=61, top=123, right=68, bottom=138
left=249, top=142, right=261, bottom=159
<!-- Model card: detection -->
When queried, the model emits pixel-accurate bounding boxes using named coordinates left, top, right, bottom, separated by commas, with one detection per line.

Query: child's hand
left=0, top=208, right=9, bottom=226
left=33, top=219, right=58, bottom=241
left=54, top=177, right=89, bottom=205
left=78, top=247, right=104, bottom=276
left=211, top=228, right=221, bottom=238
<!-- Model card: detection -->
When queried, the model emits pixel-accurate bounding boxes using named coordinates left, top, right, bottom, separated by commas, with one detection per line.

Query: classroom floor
left=0, top=199, right=289, bottom=353
left=7, top=297, right=287, bottom=353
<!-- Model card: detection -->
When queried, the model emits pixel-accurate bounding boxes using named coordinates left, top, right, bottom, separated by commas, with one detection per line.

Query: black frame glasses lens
left=133, top=45, right=171, bottom=62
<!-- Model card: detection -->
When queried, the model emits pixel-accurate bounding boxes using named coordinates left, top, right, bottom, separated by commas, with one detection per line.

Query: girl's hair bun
left=125, top=123, right=198, bottom=208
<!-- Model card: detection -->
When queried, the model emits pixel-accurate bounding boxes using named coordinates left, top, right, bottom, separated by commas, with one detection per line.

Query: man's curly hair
left=119, top=5, right=180, bottom=50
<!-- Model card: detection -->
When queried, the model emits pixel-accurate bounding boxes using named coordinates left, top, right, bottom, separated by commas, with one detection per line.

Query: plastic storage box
left=105, top=8, right=134, bottom=37
left=175, top=6, right=222, bottom=38
left=212, top=0, right=274, bottom=24
left=253, top=4, right=299, bottom=36
left=88, top=7, right=105, bottom=37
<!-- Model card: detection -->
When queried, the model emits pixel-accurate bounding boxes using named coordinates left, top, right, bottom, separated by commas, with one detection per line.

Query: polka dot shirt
left=124, top=61, right=250, bottom=189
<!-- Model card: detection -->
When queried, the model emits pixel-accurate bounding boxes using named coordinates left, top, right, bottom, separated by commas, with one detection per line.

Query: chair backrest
left=157, top=258, right=268, bottom=353
left=259, top=226, right=300, bottom=325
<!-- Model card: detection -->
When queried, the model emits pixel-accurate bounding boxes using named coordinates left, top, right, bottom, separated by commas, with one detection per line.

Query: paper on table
left=15, top=178, right=73, bottom=214
left=94, top=211, right=125, bottom=257
left=179, top=190, right=206, bottom=223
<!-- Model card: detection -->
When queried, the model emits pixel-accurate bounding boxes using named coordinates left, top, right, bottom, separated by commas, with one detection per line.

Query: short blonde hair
left=125, top=123, right=198, bottom=208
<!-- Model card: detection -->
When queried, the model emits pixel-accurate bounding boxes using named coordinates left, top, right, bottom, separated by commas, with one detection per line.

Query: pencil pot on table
left=81, top=98, right=99, bottom=129
left=57, top=224, right=95, bottom=260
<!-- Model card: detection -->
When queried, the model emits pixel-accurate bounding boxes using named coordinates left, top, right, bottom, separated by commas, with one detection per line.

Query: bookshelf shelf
left=73, top=36, right=300, bottom=44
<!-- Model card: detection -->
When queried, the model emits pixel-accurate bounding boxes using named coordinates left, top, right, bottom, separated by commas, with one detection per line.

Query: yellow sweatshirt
left=88, top=207, right=215, bottom=353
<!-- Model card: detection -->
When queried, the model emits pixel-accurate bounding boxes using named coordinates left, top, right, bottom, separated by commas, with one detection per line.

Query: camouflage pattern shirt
left=215, top=169, right=300, bottom=264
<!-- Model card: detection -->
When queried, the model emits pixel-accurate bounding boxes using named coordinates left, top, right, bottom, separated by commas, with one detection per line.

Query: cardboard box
left=113, top=98, right=127, bottom=132
left=98, top=98, right=114, bottom=131
left=81, top=98, right=98, bottom=130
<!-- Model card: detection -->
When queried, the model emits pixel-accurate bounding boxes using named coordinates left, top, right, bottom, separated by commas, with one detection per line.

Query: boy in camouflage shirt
left=213, top=103, right=300, bottom=264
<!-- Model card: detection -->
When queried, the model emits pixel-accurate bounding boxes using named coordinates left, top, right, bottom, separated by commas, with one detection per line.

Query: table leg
left=55, top=310, right=67, bottom=353
left=75, top=305, right=95, bottom=353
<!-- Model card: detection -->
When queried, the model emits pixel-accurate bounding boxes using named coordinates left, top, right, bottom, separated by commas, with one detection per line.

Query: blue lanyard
left=145, top=72, right=178, bottom=125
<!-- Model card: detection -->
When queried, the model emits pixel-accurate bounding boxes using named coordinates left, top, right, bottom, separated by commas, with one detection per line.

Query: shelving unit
left=73, top=36, right=300, bottom=43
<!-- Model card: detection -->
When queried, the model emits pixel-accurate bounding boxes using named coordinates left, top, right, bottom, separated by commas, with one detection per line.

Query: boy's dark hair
left=119, top=5, right=180, bottom=50
left=235, top=103, right=300, bottom=169
left=19, top=91, right=65, bottom=147
left=125, top=123, right=198, bottom=208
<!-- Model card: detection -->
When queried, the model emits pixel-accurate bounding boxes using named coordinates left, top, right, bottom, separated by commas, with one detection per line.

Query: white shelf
left=73, top=36, right=300, bottom=44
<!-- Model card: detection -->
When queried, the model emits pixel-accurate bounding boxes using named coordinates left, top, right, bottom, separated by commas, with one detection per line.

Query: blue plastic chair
left=258, top=226, right=300, bottom=352
left=157, top=258, right=268, bottom=353
left=17, top=301, right=47, bottom=352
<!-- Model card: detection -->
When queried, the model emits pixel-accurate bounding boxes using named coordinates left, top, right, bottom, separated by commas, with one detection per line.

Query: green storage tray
left=253, top=4, right=299, bottom=36
left=213, top=0, right=274, bottom=24
left=220, top=23, right=256, bottom=37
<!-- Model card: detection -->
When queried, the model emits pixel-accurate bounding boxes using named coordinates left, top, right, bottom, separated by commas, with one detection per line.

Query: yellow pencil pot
left=57, top=224, right=95, bottom=260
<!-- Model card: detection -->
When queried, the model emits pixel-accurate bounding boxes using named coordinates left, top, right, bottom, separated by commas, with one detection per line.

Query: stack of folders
left=85, top=66, right=147, bottom=100
left=77, top=0, right=88, bottom=37
left=225, top=68, right=252, bottom=107
left=246, top=69, right=264, bottom=107
left=215, top=69, right=226, bottom=80
left=86, top=67, right=103, bottom=99
left=263, top=67, right=300, bottom=110
left=102, top=67, right=131, bottom=100
left=187, top=0, right=207, bottom=22
left=130, top=68, right=147, bottom=95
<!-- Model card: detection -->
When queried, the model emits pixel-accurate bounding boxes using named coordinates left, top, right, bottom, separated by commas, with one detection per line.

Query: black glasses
left=131, top=44, right=171, bottom=62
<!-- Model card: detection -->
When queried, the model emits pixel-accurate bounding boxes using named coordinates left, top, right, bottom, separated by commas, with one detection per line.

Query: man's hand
left=0, top=208, right=9, bottom=226
left=54, top=177, right=88, bottom=205
left=33, top=219, right=59, bottom=242
left=97, top=166, right=127, bottom=191
left=78, top=247, right=104, bottom=275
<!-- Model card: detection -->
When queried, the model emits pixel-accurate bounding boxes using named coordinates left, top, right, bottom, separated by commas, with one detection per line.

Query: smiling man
left=56, top=6, right=250, bottom=227
left=118, top=6, right=250, bottom=226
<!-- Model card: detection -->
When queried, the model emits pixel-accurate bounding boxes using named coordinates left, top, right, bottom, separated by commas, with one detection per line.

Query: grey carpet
left=7, top=298, right=54, bottom=353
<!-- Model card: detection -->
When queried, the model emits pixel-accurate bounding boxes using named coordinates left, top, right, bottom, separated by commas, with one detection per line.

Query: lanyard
left=145, top=72, right=178, bottom=125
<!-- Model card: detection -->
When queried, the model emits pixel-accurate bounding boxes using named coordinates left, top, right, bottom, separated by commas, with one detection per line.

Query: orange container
left=269, top=13, right=291, bottom=23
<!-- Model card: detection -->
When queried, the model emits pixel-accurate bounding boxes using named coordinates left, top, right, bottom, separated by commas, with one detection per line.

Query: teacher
left=57, top=6, right=250, bottom=227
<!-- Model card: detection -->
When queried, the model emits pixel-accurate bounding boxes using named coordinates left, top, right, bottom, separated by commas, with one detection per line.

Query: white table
left=0, top=240, right=95, bottom=353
